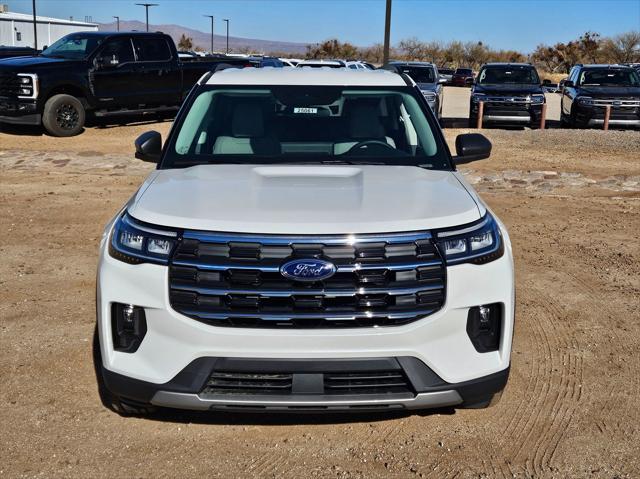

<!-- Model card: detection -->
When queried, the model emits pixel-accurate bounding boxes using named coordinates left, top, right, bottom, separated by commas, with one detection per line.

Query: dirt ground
left=1, top=121, right=639, bottom=478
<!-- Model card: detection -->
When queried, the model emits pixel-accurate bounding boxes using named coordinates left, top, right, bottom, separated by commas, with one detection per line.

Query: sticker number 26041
left=293, top=107, right=318, bottom=114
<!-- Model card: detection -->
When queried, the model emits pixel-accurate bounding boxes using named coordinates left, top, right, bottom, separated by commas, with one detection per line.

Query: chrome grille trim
left=183, top=230, right=432, bottom=244
left=174, top=308, right=441, bottom=322
left=172, top=258, right=443, bottom=272
left=170, top=282, right=444, bottom=297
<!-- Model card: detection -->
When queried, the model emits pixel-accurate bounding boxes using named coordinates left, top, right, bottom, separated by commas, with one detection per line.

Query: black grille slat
left=0, top=72, right=20, bottom=98
left=169, top=231, right=446, bottom=328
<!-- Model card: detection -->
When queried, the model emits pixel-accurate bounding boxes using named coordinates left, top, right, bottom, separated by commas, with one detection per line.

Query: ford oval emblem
left=280, top=259, right=337, bottom=282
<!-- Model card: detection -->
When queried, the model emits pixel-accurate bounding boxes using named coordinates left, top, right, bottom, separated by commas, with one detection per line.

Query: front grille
left=483, top=95, right=533, bottom=104
left=200, top=369, right=412, bottom=396
left=586, top=97, right=640, bottom=108
left=169, top=230, right=446, bottom=328
left=0, top=72, right=19, bottom=98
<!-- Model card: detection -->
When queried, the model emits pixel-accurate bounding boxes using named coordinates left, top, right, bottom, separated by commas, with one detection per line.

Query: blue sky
left=6, top=0, right=640, bottom=52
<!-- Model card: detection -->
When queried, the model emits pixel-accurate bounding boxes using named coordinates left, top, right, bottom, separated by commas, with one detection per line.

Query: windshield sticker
left=294, top=107, right=318, bottom=114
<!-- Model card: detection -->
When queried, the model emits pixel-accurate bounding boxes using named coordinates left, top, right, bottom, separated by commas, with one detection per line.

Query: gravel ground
left=0, top=122, right=639, bottom=478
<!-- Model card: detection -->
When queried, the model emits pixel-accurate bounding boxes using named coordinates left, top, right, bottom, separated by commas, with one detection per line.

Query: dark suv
left=382, top=61, right=444, bottom=119
left=560, top=64, right=640, bottom=128
left=469, top=63, right=545, bottom=128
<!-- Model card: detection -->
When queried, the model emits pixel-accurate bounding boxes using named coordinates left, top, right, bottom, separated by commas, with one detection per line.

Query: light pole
left=223, top=18, right=229, bottom=54
left=113, top=16, right=120, bottom=32
left=32, top=0, right=38, bottom=50
left=135, top=3, right=158, bottom=32
left=203, top=15, right=214, bottom=53
left=382, top=0, right=392, bottom=65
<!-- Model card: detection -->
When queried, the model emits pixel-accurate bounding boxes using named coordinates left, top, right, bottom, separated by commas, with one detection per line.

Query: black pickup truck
left=0, top=31, right=259, bottom=136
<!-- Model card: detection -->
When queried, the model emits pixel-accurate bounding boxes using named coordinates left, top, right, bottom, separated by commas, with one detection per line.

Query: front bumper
left=0, top=99, right=41, bottom=125
left=471, top=101, right=543, bottom=125
left=97, top=223, right=515, bottom=410
left=101, top=356, right=510, bottom=412
left=574, top=104, right=640, bottom=128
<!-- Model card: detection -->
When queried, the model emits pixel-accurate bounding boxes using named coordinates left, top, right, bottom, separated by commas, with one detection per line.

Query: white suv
left=96, top=68, right=514, bottom=415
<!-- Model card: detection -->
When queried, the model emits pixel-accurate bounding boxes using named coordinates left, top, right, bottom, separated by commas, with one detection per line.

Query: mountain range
left=98, top=20, right=308, bottom=55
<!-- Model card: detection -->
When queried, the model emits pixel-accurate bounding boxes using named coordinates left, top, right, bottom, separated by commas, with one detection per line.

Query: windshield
left=41, top=34, right=103, bottom=59
left=455, top=69, right=472, bottom=75
left=579, top=69, right=640, bottom=87
left=478, top=66, right=540, bottom=85
left=163, top=86, right=450, bottom=169
left=396, top=66, right=436, bottom=83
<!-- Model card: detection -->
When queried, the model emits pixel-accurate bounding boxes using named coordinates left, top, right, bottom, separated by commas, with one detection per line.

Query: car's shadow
left=441, top=117, right=564, bottom=130
left=142, top=404, right=456, bottom=426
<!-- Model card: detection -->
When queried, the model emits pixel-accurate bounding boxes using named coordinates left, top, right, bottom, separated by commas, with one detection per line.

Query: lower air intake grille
left=201, top=370, right=413, bottom=397
left=203, top=372, right=293, bottom=395
left=324, top=371, right=412, bottom=395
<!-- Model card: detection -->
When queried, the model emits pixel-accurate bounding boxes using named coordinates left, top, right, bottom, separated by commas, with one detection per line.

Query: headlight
left=578, top=96, right=594, bottom=105
left=422, top=91, right=437, bottom=102
left=471, top=93, right=486, bottom=103
left=529, top=94, right=545, bottom=104
left=435, top=213, right=504, bottom=265
left=109, top=213, right=178, bottom=265
left=16, top=73, right=38, bottom=99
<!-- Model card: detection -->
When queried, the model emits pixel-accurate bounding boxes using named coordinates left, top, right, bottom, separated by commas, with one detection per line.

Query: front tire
left=42, top=94, right=86, bottom=137
left=92, top=326, right=157, bottom=416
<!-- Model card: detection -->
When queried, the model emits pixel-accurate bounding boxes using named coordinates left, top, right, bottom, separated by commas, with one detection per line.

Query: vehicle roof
left=297, top=59, right=344, bottom=65
left=579, top=64, right=636, bottom=70
left=388, top=61, right=434, bottom=67
left=206, top=67, right=406, bottom=86
left=65, top=31, right=171, bottom=38
left=483, top=62, right=534, bottom=67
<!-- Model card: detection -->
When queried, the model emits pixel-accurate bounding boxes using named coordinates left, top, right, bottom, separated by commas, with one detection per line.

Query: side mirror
left=95, top=54, right=119, bottom=69
left=563, top=80, right=574, bottom=88
left=135, top=131, right=162, bottom=163
left=453, top=133, right=492, bottom=164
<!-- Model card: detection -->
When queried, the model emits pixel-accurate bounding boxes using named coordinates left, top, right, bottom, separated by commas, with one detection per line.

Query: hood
left=128, top=165, right=481, bottom=235
left=577, top=86, right=640, bottom=97
left=473, top=83, right=543, bottom=95
left=0, top=55, right=81, bottom=70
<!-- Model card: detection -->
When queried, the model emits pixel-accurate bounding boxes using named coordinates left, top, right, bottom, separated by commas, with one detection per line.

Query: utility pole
left=223, top=18, right=229, bottom=54
left=113, top=16, right=120, bottom=31
left=135, top=3, right=158, bottom=32
left=382, top=0, right=392, bottom=65
left=32, top=0, right=38, bottom=50
left=203, top=15, right=214, bottom=53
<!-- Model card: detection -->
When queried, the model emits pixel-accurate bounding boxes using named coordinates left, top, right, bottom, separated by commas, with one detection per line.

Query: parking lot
left=1, top=85, right=639, bottom=478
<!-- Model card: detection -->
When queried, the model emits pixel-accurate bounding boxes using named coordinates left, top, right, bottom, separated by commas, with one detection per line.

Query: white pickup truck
left=95, top=67, right=514, bottom=415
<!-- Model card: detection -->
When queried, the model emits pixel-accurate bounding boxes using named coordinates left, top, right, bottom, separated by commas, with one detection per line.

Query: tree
left=578, top=31, right=601, bottom=63
left=532, top=44, right=562, bottom=72
left=177, top=34, right=193, bottom=51
left=306, top=39, right=359, bottom=59
left=600, top=31, right=640, bottom=63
